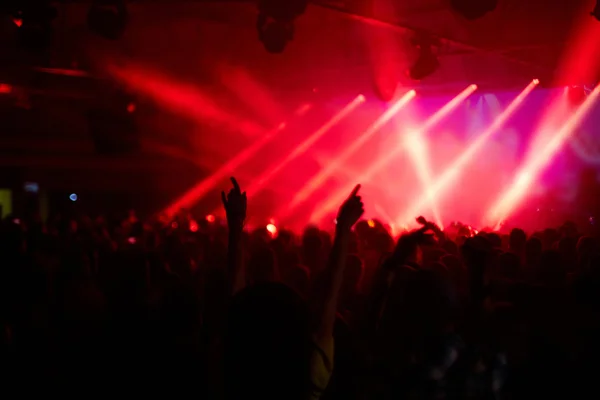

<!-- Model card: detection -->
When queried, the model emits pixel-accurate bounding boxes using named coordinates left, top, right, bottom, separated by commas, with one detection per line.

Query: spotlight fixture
left=408, top=35, right=440, bottom=81
left=372, top=71, right=398, bottom=102
left=87, top=0, right=128, bottom=40
left=256, top=0, right=307, bottom=53
left=592, top=0, right=600, bottom=21
left=450, top=0, right=498, bottom=20
left=11, top=3, right=57, bottom=51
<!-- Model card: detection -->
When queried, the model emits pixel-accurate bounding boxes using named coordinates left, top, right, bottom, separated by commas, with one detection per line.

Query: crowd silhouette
left=1, top=176, right=600, bottom=399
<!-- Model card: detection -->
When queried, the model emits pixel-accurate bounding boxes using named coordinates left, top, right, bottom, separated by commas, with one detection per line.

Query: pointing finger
left=230, top=177, right=241, bottom=193
left=349, top=184, right=361, bottom=198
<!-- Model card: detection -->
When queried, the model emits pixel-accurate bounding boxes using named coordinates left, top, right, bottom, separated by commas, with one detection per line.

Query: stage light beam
left=286, top=90, right=416, bottom=216
left=108, top=64, right=266, bottom=137
left=309, top=84, right=476, bottom=225
left=164, top=103, right=311, bottom=216
left=243, top=94, right=365, bottom=198
left=485, top=84, right=600, bottom=229
left=395, top=79, right=539, bottom=227
left=404, top=132, right=443, bottom=227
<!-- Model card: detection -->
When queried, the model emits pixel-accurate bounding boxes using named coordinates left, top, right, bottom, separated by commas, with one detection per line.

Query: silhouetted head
left=283, top=264, right=310, bottom=298
left=509, top=228, right=527, bottom=254
left=525, top=237, right=542, bottom=263
left=487, top=232, right=502, bottom=248
left=225, top=282, right=311, bottom=399
left=301, top=226, right=324, bottom=271
left=461, top=236, right=492, bottom=265
left=498, top=251, right=520, bottom=280
left=542, top=228, right=559, bottom=249
left=279, top=249, right=300, bottom=271
left=577, top=236, right=598, bottom=271
left=247, top=245, right=278, bottom=284
left=560, top=220, right=578, bottom=238
left=538, top=249, right=566, bottom=286
left=558, top=236, right=577, bottom=267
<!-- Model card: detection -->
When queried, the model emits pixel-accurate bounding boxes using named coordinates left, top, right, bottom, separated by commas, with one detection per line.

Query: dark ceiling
left=2, top=0, right=598, bottom=91
left=0, top=0, right=597, bottom=200
left=0, top=1, right=598, bottom=169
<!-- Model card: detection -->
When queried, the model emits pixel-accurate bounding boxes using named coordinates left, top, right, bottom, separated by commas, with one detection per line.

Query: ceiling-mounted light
left=11, top=2, right=57, bottom=51
left=257, top=0, right=307, bottom=53
left=372, top=70, right=398, bottom=102
left=408, top=45, right=439, bottom=81
left=450, top=0, right=498, bottom=20
left=408, top=35, right=440, bottom=81
left=88, top=0, right=128, bottom=40
left=592, top=0, right=600, bottom=21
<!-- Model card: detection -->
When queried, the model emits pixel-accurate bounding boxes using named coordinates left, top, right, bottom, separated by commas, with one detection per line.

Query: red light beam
left=395, top=79, right=539, bottom=227
left=286, top=90, right=416, bottom=216
left=244, top=95, right=366, bottom=198
left=309, top=84, right=476, bottom=224
left=164, top=103, right=312, bottom=216
left=400, top=84, right=477, bottom=228
left=485, top=84, right=600, bottom=228
left=108, top=63, right=266, bottom=137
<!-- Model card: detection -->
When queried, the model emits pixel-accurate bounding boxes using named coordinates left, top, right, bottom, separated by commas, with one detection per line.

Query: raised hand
left=221, top=177, right=246, bottom=230
left=390, top=218, right=437, bottom=262
left=416, top=215, right=442, bottom=234
left=411, top=225, right=437, bottom=246
left=316, top=184, right=364, bottom=345
left=416, top=215, right=445, bottom=242
left=336, top=184, right=365, bottom=231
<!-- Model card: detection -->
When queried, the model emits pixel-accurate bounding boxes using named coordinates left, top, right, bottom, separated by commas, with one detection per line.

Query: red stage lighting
left=0, top=84, right=12, bottom=94
left=126, top=102, right=136, bottom=113
left=567, top=86, right=587, bottom=106
left=266, top=223, right=277, bottom=235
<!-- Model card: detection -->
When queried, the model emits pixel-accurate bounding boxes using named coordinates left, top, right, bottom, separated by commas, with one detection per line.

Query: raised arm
left=417, top=215, right=446, bottom=244
left=361, top=221, right=436, bottom=339
left=314, top=184, right=364, bottom=342
left=221, top=177, right=246, bottom=296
